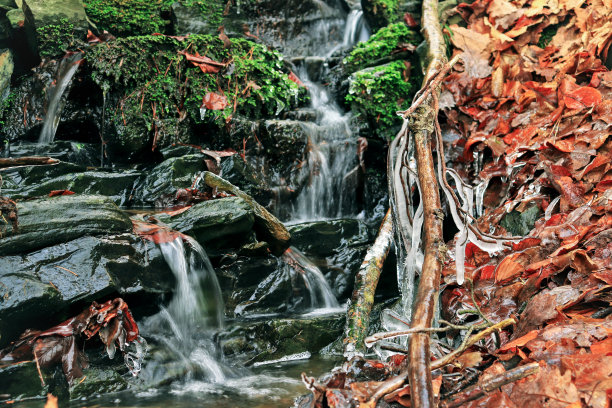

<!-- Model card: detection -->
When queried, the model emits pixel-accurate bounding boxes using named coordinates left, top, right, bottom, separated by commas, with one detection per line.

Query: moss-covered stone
left=83, top=0, right=173, bottom=37
left=86, top=34, right=306, bottom=157
left=346, top=60, right=415, bottom=140
left=0, top=48, right=12, bottom=101
left=361, top=0, right=401, bottom=32
left=22, top=0, right=88, bottom=59
left=0, top=194, right=132, bottom=255
left=343, top=23, right=420, bottom=72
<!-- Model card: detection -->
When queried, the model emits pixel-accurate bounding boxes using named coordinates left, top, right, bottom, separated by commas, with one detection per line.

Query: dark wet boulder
left=0, top=161, right=139, bottom=205
left=0, top=194, right=131, bottom=255
left=131, top=154, right=206, bottom=207
left=159, top=197, right=255, bottom=251
left=217, top=313, right=346, bottom=364
left=0, top=233, right=173, bottom=347
left=288, top=219, right=375, bottom=299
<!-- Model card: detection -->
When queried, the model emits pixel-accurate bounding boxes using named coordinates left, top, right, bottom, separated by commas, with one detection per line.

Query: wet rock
left=260, top=119, right=308, bottom=162
left=171, top=0, right=347, bottom=56
left=159, top=197, right=255, bottom=250
left=0, top=361, right=54, bottom=400
left=288, top=219, right=375, bottom=299
left=501, top=204, right=541, bottom=236
left=22, top=0, right=88, bottom=59
left=0, top=233, right=173, bottom=346
left=217, top=313, right=346, bottom=363
left=3, top=141, right=102, bottom=166
left=131, top=154, right=206, bottom=207
left=0, top=48, right=12, bottom=100
left=288, top=218, right=371, bottom=257
left=0, top=194, right=131, bottom=255
left=0, top=162, right=139, bottom=205
left=68, top=367, right=128, bottom=400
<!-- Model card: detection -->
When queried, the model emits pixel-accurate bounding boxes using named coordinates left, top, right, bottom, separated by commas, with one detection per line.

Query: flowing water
left=282, top=247, right=340, bottom=311
left=38, top=52, right=83, bottom=144
left=290, top=6, right=369, bottom=222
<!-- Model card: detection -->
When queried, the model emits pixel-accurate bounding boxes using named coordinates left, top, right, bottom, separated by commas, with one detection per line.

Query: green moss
left=537, top=23, right=560, bottom=48
left=87, top=34, right=306, bottom=152
left=36, top=18, right=76, bottom=58
left=83, top=0, right=173, bottom=36
left=344, top=23, right=420, bottom=71
left=362, top=0, right=401, bottom=32
left=180, top=0, right=225, bottom=26
left=346, top=60, right=415, bottom=140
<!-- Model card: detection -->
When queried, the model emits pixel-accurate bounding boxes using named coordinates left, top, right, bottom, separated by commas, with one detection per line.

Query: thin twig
left=431, top=318, right=515, bottom=370
left=33, top=347, right=45, bottom=387
left=440, top=362, right=539, bottom=407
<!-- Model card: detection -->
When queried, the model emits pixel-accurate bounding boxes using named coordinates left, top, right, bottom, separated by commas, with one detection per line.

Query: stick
left=404, top=0, right=449, bottom=404
left=440, top=362, right=539, bottom=407
left=202, top=171, right=290, bottom=255
left=0, top=157, right=59, bottom=168
left=343, top=209, right=393, bottom=357
left=431, top=318, right=515, bottom=370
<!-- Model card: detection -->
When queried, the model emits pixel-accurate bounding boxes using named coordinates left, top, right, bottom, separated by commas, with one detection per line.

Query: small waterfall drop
left=139, top=226, right=229, bottom=383
left=282, top=247, right=340, bottom=311
left=38, top=52, right=83, bottom=144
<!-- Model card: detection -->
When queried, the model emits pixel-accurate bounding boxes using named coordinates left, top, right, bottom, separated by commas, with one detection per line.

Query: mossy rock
left=83, top=0, right=173, bottom=37
left=361, top=0, right=401, bottom=32
left=86, top=34, right=306, bottom=158
left=343, top=23, right=420, bottom=72
left=22, top=0, right=88, bottom=59
left=346, top=60, right=416, bottom=140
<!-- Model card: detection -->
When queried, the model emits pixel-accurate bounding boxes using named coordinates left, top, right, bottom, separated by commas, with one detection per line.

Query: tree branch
left=343, top=209, right=393, bottom=357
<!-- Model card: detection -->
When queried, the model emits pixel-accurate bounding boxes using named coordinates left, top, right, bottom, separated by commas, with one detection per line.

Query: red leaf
left=180, top=51, right=225, bottom=73
left=563, top=86, right=602, bottom=110
left=202, top=92, right=228, bottom=110
left=403, top=13, right=418, bottom=27
left=49, top=190, right=75, bottom=197
left=288, top=71, right=306, bottom=87
left=131, top=219, right=187, bottom=244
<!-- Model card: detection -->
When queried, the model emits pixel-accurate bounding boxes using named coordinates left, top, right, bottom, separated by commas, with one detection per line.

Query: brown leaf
left=202, top=92, right=228, bottom=110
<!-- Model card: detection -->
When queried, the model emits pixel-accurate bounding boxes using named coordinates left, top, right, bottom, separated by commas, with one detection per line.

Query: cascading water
left=38, top=52, right=83, bottom=144
left=141, top=231, right=229, bottom=383
left=290, top=7, right=370, bottom=222
left=282, top=247, right=340, bottom=311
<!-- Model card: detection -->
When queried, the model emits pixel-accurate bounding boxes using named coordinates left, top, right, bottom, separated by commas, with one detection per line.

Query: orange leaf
left=563, top=86, right=602, bottom=110
left=498, top=330, right=539, bottom=352
left=495, top=254, right=524, bottom=282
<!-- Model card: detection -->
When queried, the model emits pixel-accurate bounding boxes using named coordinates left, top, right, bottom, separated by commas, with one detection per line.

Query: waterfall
left=282, top=247, right=340, bottom=310
left=38, top=52, right=83, bottom=144
left=292, top=76, right=357, bottom=221
left=141, top=228, right=229, bottom=383
left=290, top=8, right=370, bottom=222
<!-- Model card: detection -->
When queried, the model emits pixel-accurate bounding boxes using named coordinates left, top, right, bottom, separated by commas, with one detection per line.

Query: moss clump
left=537, top=23, right=560, bottom=48
left=83, top=0, right=173, bottom=36
left=87, top=34, right=306, bottom=154
left=362, top=0, right=401, bottom=32
left=36, top=18, right=76, bottom=58
left=344, top=23, right=420, bottom=72
left=346, top=60, right=415, bottom=140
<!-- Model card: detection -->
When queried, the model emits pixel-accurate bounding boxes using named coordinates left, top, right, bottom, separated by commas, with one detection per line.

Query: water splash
left=38, top=52, right=83, bottom=144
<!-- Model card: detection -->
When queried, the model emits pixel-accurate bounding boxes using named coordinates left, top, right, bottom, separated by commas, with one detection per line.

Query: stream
left=0, top=0, right=380, bottom=406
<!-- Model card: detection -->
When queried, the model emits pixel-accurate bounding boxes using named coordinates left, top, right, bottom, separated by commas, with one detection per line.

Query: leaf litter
left=299, top=0, right=612, bottom=406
